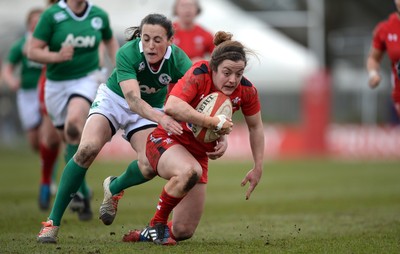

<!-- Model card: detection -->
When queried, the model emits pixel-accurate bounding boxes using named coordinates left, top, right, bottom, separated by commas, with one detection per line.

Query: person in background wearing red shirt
left=123, top=31, right=265, bottom=245
left=172, top=0, right=215, bottom=63
left=367, top=0, right=400, bottom=120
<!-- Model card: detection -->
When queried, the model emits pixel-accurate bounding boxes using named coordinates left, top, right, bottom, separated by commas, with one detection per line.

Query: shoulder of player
left=11, top=36, right=26, bottom=49
left=89, top=4, right=109, bottom=17
left=193, top=24, right=214, bottom=37
left=375, top=13, right=398, bottom=32
left=170, top=44, right=192, bottom=63
left=240, top=76, right=254, bottom=87
left=117, top=40, right=145, bottom=66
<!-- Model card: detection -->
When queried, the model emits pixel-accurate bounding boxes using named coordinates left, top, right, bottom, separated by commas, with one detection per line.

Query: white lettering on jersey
left=140, top=84, right=161, bottom=94
left=27, top=60, right=43, bottom=69
left=62, top=34, right=96, bottom=47
left=388, top=33, right=398, bottom=42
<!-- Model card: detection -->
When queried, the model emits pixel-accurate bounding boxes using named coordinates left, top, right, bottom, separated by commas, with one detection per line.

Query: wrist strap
left=214, top=115, right=227, bottom=131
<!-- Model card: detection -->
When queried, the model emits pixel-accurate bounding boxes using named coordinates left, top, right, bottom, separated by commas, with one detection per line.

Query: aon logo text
left=62, top=34, right=96, bottom=47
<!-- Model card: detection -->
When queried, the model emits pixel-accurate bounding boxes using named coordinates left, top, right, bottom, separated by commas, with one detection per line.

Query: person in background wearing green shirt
left=1, top=8, right=61, bottom=212
left=28, top=0, right=119, bottom=221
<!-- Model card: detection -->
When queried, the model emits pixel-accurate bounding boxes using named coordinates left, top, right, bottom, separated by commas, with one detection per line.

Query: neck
left=66, top=0, right=87, bottom=14
left=178, top=20, right=195, bottom=30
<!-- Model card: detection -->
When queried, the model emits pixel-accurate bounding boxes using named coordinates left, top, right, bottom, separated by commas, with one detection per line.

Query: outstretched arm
left=241, top=112, right=264, bottom=200
left=120, top=79, right=183, bottom=135
left=366, top=47, right=384, bottom=89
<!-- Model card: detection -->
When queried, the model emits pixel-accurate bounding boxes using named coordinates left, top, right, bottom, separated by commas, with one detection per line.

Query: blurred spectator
left=366, top=0, right=400, bottom=123
left=172, top=0, right=214, bottom=63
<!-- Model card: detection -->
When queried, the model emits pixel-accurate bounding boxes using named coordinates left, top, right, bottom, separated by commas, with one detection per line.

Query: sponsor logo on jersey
left=62, top=33, right=96, bottom=48
left=27, top=60, right=43, bottom=69
left=159, top=73, right=172, bottom=85
left=54, top=11, right=67, bottom=23
left=91, top=17, right=103, bottom=30
left=149, top=134, right=162, bottom=144
left=388, top=33, right=398, bottom=42
left=139, top=84, right=162, bottom=94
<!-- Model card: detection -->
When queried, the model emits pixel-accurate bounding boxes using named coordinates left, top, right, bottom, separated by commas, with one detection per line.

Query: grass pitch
left=0, top=147, right=399, bottom=253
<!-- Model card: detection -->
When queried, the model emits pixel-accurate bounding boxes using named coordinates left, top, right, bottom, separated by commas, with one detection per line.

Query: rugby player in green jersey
left=28, top=0, right=119, bottom=222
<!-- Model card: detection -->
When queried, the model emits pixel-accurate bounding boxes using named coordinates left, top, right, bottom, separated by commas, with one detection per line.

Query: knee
left=181, top=167, right=201, bottom=192
left=41, top=135, right=60, bottom=150
left=172, top=224, right=195, bottom=241
left=137, top=156, right=155, bottom=179
left=65, top=122, right=81, bottom=142
left=74, top=143, right=100, bottom=166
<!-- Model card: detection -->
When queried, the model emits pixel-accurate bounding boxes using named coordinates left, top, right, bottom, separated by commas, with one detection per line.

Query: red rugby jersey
left=372, top=12, right=400, bottom=100
left=173, top=22, right=215, bottom=61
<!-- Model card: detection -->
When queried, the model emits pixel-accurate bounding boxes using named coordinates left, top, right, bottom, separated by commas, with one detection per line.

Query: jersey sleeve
left=174, top=46, right=192, bottom=77
left=33, top=10, right=54, bottom=43
left=100, top=10, right=113, bottom=41
left=115, top=45, right=137, bottom=83
left=372, top=21, right=387, bottom=51
left=7, top=39, right=23, bottom=65
left=239, top=78, right=261, bottom=116
left=169, top=64, right=199, bottom=103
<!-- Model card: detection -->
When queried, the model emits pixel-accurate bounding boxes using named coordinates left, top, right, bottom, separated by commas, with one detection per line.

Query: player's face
left=28, top=12, right=41, bottom=32
left=176, top=0, right=198, bottom=23
left=212, top=60, right=245, bottom=96
left=141, top=24, right=172, bottom=64
left=396, top=0, right=400, bottom=13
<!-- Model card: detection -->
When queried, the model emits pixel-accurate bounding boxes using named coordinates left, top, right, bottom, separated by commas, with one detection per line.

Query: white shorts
left=45, top=73, right=100, bottom=128
left=89, top=84, right=159, bottom=141
left=16, top=89, right=41, bottom=130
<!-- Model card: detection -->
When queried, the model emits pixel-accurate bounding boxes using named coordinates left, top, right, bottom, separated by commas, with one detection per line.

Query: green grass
left=0, top=147, right=399, bottom=253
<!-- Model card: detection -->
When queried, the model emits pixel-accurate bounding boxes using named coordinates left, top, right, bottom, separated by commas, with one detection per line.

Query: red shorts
left=392, top=89, right=400, bottom=104
left=146, top=127, right=209, bottom=183
left=38, top=67, right=47, bottom=116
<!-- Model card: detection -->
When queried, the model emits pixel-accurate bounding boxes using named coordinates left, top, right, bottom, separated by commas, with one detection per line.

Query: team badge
left=91, top=17, right=103, bottom=30
left=139, top=62, right=145, bottom=72
left=159, top=73, right=172, bottom=85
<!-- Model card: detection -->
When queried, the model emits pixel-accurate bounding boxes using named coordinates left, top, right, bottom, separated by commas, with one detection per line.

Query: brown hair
left=209, top=31, right=249, bottom=72
left=172, top=0, right=201, bottom=16
left=26, top=8, right=43, bottom=26
left=47, top=0, right=59, bottom=5
left=125, top=13, right=174, bottom=41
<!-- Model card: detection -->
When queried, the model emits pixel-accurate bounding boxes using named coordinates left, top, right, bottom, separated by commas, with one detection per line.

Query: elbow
left=164, top=103, right=175, bottom=117
left=27, top=48, right=36, bottom=61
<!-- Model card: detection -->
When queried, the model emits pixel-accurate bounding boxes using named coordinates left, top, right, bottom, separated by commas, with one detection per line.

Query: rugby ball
left=191, top=91, right=232, bottom=143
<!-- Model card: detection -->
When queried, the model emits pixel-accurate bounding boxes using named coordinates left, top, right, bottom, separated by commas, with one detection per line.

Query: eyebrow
left=142, top=34, right=164, bottom=40
left=222, top=67, right=244, bottom=72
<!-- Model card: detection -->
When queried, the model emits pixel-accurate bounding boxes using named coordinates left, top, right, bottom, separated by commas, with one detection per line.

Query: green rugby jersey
left=106, top=39, right=192, bottom=108
left=33, top=0, right=113, bottom=81
left=7, top=35, right=43, bottom=90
